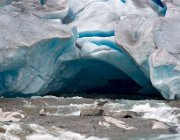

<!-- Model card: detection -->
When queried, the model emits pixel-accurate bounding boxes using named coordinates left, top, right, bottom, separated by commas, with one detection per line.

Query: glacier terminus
left=0, top=0, right=179, bottom=99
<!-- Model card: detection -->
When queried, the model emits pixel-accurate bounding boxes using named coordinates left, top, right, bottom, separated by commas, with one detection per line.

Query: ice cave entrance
left=48, top=59, right=159, bottom=99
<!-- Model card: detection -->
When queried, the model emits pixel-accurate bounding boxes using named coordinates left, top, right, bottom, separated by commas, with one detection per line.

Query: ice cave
left=0, top=0, right=179, bottom=99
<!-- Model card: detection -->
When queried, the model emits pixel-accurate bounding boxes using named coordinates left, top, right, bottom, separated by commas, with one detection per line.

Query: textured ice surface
left=5, top=0, right=69, bottom=20
left=67, top=0, right=166, bottom=32
left=115, top=1, right=180, bottom=99
left=165, top=0, right=180, bottom=18
left=115, top=15, right=157, bottom=74
left=0, top=0, right=179, bottom=99
left=149, top=18, right=180, bottom=99
left=149, top=49, right=180, bottom=99
left=0, top=9, right=77, bottom=96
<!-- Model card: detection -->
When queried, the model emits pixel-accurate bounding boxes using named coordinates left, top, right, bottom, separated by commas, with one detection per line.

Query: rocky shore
left=0, top=97, right=179, bottom=140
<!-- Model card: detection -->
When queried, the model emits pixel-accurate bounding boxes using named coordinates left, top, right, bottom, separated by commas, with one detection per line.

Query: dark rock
left=168, top=127, right=178, bottom=134
left=0, top=127, right=6, bottom=133
left=97, top=101, right=109, bottom=106
left=108, top=111, right=143, bottom=118
left=80, top=108, right=104, bottom=116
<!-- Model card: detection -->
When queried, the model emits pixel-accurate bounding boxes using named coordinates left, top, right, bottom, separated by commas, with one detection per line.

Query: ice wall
left=115, top=0, right=180, bottom=99
left=0, top=0, right=179, bottom=99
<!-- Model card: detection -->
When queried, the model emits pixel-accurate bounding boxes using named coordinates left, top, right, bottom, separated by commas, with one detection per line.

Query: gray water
left=0, top=96, right=179, bottom=140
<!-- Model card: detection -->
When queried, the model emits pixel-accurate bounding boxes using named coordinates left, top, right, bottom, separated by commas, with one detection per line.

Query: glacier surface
left=116, top=0, right=180, bottom=99
left=0, top=0, right=179, bottom=99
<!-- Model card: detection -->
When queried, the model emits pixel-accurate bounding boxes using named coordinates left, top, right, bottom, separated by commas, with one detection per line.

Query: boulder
left=80, top=108, right=104, bottom=116
left=108, top=111, right=143, bottom=118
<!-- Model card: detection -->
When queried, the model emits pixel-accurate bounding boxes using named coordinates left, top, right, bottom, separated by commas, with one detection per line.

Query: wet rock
left=39, top=108, right=46, bottom=116
left=96, top=101, right=109, bottom=106
left=15, top=124, right=35, bottom=139
left=98, top=121, right=110, bottom=127
left=152, top=121, right=178, bottom=134
left=168, top=127, right=179, bottom=134
left=104, top=116, right=136, bottom=130
left=152, top=121, right=169, bottom=130
left=0, top=109, right=24, bottom=122
left=0, top=127, right=6, bottom=133
left=80, top=108, right=104, bottom=116
left=108, top=111, right=143, bottom=118
left=168, top=101, right=180, bottom=108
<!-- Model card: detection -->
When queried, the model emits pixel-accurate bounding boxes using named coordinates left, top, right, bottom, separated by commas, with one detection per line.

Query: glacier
left=115, top=0, right=180, bottom=99
left=0, top=0, right=179, bottom=99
